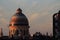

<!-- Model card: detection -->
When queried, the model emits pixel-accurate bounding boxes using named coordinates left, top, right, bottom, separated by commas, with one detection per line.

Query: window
left=9, top=24, right=12, bottom=26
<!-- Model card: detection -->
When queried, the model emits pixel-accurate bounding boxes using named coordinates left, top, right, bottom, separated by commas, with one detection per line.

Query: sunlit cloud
left=0, top=18, right=7, bottom=24
left=32, top=1, right=38, bottom=7
left=29, top=13, right=39, bottom=21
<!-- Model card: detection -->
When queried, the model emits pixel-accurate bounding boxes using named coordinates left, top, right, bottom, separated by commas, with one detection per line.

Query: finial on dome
left=16, top=8, right=22, bottom=13
left=17, top=8, right=22, bottom=11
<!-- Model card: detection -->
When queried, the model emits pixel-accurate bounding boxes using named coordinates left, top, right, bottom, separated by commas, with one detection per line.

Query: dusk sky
left=0, top=0, right=60, bottom=36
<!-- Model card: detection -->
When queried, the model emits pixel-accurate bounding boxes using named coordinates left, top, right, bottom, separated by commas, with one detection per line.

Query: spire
left=16, top=8, right=22, bottom=13
left=0, top=28, right=3, bottom=37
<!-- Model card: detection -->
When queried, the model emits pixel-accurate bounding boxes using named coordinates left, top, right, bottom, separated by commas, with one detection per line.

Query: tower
left=0, top=28, right=3, bottom=37
left=53, top=10, right=60, bottom=40
left=9, top=8, right=30, bottom=38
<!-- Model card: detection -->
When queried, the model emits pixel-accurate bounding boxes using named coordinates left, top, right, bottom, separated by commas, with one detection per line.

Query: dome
left=9, top=8, right=29, bottom=26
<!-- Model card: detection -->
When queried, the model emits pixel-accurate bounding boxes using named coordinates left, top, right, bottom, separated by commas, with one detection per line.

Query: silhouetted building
left=9, top=8, right=30, bottom=38
left=32, top=32, right=53, bottom=40
left=53, top=10, right=60, bottom=40
left=33, top=32, right=43, bottom=40
left=0, top=28, right=3, bottom=37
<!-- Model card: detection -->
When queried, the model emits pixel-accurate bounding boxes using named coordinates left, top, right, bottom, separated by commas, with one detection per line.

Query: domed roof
left=10, top=8, right=29, bottom=26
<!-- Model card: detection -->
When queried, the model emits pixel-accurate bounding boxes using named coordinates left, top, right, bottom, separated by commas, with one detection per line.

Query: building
left=53, top=10, right=60, bottom=40
left=0, top=28, right=3, bottom=37
left=9, top=8, right=30, bottom=38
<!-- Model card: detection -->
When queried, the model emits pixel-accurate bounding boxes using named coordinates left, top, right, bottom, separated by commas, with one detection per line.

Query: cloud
left=32, top=1, right=38, bottom=7
left=0, top=18, right=7, bottom=24
left=29, top=13, right=39, bottom=21
left=0, top=14, right=3, bottom=17
left=0, top=18, right=9, bottom=36
left=30, top=14, right=53, bottom=35
left=0, top=6, right=4, bottom=14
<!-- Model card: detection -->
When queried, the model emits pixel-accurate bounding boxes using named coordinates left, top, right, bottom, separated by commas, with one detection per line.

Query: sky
left=0, top=0, right=60, bottom=36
